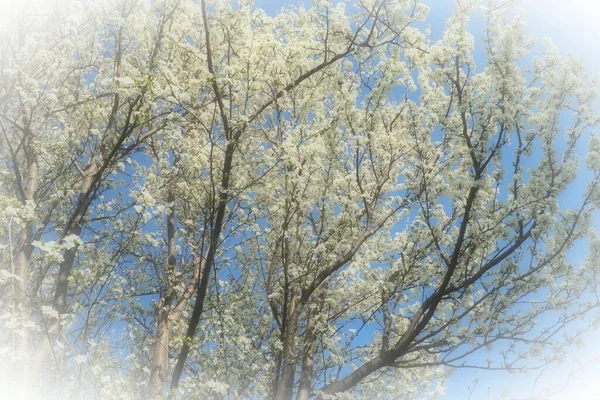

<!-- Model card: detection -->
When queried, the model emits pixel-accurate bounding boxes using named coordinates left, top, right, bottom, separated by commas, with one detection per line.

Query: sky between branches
left=250, top=0, right=600, bottom=398
left=0, top=0, right=597, bottom=398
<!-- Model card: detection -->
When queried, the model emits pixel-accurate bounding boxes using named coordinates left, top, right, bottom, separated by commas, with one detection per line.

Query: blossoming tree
left=1, top=0, right=599, bottom=399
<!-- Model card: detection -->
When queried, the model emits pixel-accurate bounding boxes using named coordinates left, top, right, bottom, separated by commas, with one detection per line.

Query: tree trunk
left=150, top=259, right=201, bottom=398
left=274, top=290, right=301, bottom=400
left=297, top=290, right=325, bottom=400
left=52, top=162, right=98, bottom=316
left=148, top=156, right=203, bottom=398
left=150, top=182, right=176, bottom=399
left=169, top=0, right=236, bottom=387
left=33, top=163, right=99, bottom=381
left=12, top=107, right=39, bottom=398
left=296, top=318, right=316, bottom=400
left=150, top=313, right=171, bottom=399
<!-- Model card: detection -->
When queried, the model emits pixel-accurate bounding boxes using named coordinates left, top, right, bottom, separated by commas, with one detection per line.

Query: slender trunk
left=14, top=205, right=33, bottom=316
left=169, top=212, right=225, bottom=388
left=13, top=108, right=38, bottom=395
left=153, top=256, right=201, bottom=397
left=272, top=349, right=283, bottom=398
left=297, top=291, right=325, bottom=400
left=274, top=289, right=301, bottom=400
left=52, top=162, right=98, bottom=316
left=32, top=163, right=100, bottom=380
left=18, top=107, right=38, bottom=337
left=14, top=226, right=34, bottom=348
left=150, top=183, right=177, bottom=399
left=296, top=319, right=316, bottom=400
left=150, top=313, right=171, bottom=399
left=169, top=0, right=236, bottom=388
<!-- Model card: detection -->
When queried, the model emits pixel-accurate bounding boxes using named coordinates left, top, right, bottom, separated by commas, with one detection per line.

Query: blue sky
left=440, top=1, right=600, bottom=399
left=252, top=0, right=600, bottom=398
left=1, top=0, right=595, bottom=397
left=69, top=0, right=600, bottom=397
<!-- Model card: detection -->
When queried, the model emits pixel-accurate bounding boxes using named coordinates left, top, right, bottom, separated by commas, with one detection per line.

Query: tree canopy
left=1, top=0, right=599, bottom=399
